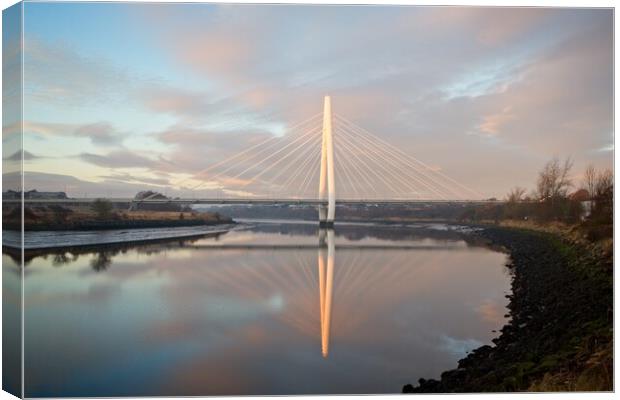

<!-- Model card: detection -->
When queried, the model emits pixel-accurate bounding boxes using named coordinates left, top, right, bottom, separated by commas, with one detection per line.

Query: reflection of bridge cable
left=162, top=232, right=453, bottom=357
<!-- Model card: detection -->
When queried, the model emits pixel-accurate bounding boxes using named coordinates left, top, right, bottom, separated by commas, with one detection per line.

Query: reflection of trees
left=249, top=223, right=477, bottom=244
left=3, top=251, right=23, bottom=266
left=14, top=234, right=219, bottom=267
left=52, top=253, right=79, bottom=267
left=90, top=252, right=113, bottom=272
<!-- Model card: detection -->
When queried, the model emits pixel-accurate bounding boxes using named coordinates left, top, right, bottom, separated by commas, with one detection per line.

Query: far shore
left=3, top=208, right=235, bottom=232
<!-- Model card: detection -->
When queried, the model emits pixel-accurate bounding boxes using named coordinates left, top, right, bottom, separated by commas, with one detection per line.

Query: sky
left=2, top=3, right=614, bottom=198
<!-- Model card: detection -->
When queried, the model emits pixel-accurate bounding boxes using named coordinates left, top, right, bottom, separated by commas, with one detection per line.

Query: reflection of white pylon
left=318, top=229, right=335, bottom=358
left=318, top=96, right=336, bottom=227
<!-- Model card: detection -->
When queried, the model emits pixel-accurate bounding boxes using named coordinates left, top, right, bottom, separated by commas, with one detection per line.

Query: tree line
left=461, top=157, right=613, bottom=229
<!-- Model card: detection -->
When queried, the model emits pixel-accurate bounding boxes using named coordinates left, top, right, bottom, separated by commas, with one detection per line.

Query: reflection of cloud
left=476, top=299, right=505, bottom=324
left=25, top=281, right=121, bottom=306
left=20, top=223, right=515, bottom=395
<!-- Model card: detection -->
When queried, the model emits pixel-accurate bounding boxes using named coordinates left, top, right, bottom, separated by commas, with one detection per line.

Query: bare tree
left=582, top=164, right=597, bottom=200
left=536, top=157, right=573, bottom=201
left=594, top=168, right=613, bottom=198
left=506, top=186, right=527, bottom=203
left=589, top=168, right=613, bottom=223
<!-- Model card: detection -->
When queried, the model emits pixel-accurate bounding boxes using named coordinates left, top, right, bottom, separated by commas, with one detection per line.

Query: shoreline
left=2, top=224, right=238, bottom=252
left=3, top=217, right=235, bottom=232
left=403, top=225, right=613, bottom=392
left=2, top=229, right=230, bottom=263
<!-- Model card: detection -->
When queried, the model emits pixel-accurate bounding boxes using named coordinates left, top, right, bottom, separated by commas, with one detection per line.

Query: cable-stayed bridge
left=11, top=96, right=486, bottom=224
left=135, top=95, right=483, bottom=225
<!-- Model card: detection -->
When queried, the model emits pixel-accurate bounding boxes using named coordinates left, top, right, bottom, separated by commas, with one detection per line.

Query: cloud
left=19, top=120, right=125, bottom=147
left=476, top=106, right=516, bottom=136
left=596, top=144, right=613, bottom=153
left=139, top=87, right=210, bottom=117
left=153, top=125, right=278, bottom=177
left=97, top=172, right=170, bottom=186
left=418, top=7, right=551, bottom=46
left=7, top=170, right=230, bottom=198
left=19, top=5, right=613, bottom=198
left=178, top=32, right=256, bottom=85
left=4, top=150, right=39, bottom=161
left=24, top=37, right=143, bottom=106
left=74, top=123, right=123, bottom=146
left=17, top=171, right=159, bottom=197
left=79, top=150, right=160, bottom=169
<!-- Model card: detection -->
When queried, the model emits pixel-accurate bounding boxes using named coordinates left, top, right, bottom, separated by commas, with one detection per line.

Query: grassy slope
left=404, top=224, right=612, bottom=392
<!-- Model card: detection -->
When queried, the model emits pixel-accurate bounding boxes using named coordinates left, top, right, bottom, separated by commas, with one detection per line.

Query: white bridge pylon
left=318, top=96, right=336, bottom=227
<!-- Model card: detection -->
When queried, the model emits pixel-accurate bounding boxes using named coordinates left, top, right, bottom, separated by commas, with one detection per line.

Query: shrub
left=90, top=198, right=113, bottom=220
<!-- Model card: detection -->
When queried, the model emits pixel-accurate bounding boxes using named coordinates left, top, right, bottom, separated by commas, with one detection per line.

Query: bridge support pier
left=318, top=205, right=333, bottom=228
left=318, top=95, right=336, bottom=226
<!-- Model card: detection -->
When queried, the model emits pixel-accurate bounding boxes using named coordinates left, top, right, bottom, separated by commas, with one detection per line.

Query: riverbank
left=2, top=223, right=237, bottom=251
left=403, top=225, right=613, bottom=392
left=3, top=227, right=232, bottom=266
left=3, top=209, right=234, bottom=231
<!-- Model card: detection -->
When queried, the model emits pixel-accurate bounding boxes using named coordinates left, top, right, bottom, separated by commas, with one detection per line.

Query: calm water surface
left=4, top=221, right=511, bottom=396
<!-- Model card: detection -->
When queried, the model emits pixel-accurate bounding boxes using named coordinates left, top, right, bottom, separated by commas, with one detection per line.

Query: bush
left=48, top=205, right=73, bottom=222
left=90, top=198, right=113, bottom=220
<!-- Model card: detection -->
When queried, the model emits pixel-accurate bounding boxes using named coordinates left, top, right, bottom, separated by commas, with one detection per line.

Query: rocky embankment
left=403, top=226, right=612, bottom=392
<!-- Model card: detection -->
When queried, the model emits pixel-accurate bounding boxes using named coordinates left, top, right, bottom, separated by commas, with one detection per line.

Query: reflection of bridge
left=19, top=223, right=476, bottom=359
left=318, top=229, right=335, bottom=357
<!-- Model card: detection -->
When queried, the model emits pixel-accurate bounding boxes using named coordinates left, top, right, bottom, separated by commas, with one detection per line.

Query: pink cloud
left=477, top=106, right=515, bottom=136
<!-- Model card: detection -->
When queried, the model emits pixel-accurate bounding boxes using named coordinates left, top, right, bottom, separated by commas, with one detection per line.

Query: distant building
left=569, top=189, right=590, bottom=202
left=3, top=190, right=68, bottom=199
left=569, top=189, right=592, bottom=220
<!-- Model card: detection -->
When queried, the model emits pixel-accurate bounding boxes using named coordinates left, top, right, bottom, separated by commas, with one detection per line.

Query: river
left=3, top=220, right=511, bottom=396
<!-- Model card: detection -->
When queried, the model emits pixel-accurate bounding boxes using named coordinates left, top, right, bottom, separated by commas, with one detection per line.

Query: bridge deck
left=4, top=198, right=497, bottom=206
